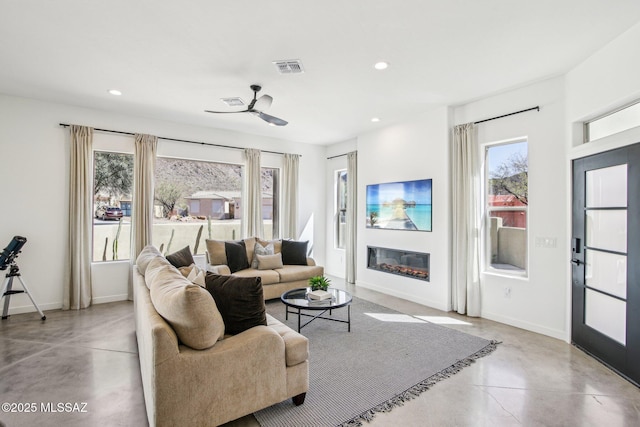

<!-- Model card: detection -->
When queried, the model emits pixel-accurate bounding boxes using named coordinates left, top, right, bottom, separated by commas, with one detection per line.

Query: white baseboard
left=481, top=310, right=568, bottom=341
left=2, top=301, right=61, bottom=316
left=92, top=294, right=129, bottom=305
left=356, top=280, right=450, bottom=312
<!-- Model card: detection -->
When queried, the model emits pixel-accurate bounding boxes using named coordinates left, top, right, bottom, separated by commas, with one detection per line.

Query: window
left=335, top=170, right=347, bottom=249
left=585, top=100, right=640, bottom=142
left=261, top=167, right=280, bottom=239
left=484, top=140, right=528, bottom=274
left=152, top=158, right=280, bottom=256
left=92, top=151, right=133, bottom=262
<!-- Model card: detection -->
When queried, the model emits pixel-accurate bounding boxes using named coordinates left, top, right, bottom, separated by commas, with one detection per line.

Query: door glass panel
left=585, top=289, right=626, bottom=345
left=586, top=164, right=627, bottom=207
left=585, top=210, right=627, bottom=253
left=585, top=250, right=627, bottom=299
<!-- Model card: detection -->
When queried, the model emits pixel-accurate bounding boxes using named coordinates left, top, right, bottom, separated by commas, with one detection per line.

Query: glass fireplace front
left=367, top=246, right=430, bottom=281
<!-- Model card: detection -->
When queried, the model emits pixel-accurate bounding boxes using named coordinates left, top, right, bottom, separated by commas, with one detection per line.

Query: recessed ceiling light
left=374, top=62, right=389, bottom=70
left=371, top=117, right=380, bottom=122
left=108, top=89, right=122, bottom=96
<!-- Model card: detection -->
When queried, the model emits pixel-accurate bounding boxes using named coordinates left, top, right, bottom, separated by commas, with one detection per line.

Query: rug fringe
left=338, top=340, right=501, bottom=427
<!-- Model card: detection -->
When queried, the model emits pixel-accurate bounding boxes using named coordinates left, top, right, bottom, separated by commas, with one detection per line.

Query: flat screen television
left=366, top=178, right=432, bottom=231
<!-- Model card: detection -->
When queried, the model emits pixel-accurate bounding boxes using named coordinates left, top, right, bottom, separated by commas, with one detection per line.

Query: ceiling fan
left=205, top=84, right=288, bottom=126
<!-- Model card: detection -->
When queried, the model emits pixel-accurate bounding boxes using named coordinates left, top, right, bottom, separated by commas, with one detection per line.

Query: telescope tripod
left=1, top=263, right=46, bottom=320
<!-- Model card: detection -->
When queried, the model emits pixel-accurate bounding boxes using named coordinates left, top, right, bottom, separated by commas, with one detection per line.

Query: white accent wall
left=0, top=94, right=326, bottom=314
left=354, top=107, right=452, bottom=311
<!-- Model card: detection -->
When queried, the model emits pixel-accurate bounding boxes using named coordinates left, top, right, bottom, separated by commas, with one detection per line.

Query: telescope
left=1, top=236, right=46, bottom=320
left=0, top=235, right=27, bottom=270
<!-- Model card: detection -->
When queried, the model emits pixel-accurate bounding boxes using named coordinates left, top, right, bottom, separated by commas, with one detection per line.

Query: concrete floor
left=1, top=279, right=639, bottom=427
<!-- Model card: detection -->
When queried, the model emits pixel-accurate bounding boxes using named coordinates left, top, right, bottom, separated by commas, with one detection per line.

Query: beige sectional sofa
left=134, top=245, right=309, bottom=427
left=206, top=237, right=324, bottom=300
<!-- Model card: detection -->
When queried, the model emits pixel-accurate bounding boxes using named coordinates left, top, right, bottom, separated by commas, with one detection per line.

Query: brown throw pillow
left=225, top=240, right=250, bottom=273
left=204, top=273, right=267, bottom=335
left=281, top=240, right=308, bottom=265
left=165, top=246, right=195, bottom=268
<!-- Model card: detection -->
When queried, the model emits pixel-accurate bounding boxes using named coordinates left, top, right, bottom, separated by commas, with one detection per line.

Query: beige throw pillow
left=149, top=267, right=224, bottom=349
left=257, top=253, right=284, bottom=270
left=205, top=239, right=227, bottom=265
left=187, top=265, right=206, bottom=287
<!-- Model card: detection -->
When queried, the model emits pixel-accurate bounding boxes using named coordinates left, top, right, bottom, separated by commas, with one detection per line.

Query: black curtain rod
left=326, top=150, right=357, bottom=160
left=58, top=123, right=300, bottom=157
left=474, top=106, right=539, bottom=125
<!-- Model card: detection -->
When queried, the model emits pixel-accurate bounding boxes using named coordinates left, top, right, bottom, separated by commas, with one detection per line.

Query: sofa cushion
left=205, top=239, right=227, bottom=265
left=243, top=237, right=257, bottom=267
left=149, top=266, right=225, bottom=349
left=225, top=240, right=250, bottom=273
left=251, top=240, right=275, bottom=268
left=144, top=256, right=173, bottom=289
left=267, top=315, right=309, bottom=367
left=276, top=265, right=324, bottom=282
left=165, top=245, right=195, bottom=268
left=257, top=253, right=284, bottom=270
left=205, top=273, right=267, bottom=335
left=281, top=240, right=309, bottom=265
left=232, top=268, right=281, bottom=285
left=136, top=245, right=163, bottom=275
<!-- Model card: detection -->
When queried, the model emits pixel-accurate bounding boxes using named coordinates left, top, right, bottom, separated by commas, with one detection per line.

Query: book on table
left=307, top=290, right=332, bottom=301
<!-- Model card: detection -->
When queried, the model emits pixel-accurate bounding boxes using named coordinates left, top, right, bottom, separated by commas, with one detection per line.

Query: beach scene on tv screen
left=366, top=179, right=432, bottom=231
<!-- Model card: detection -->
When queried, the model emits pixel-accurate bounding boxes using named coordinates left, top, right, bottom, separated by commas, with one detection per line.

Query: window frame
left=335, top=169, right=347, bottom=250
left=482, top=139, right=529, bottom=277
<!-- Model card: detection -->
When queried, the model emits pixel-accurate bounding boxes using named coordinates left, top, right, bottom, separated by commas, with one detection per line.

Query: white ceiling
left=2, top=1, right=640, bottom=145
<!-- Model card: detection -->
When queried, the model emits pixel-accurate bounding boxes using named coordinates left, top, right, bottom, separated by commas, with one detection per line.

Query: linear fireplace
left=367, top=246, right=430, bottom=282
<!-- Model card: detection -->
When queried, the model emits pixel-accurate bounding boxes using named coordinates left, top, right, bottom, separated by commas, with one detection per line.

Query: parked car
left=95, top=206, right=123, bottom=221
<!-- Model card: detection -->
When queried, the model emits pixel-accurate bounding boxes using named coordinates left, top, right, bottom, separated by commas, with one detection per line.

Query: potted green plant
left=308, top=275, right=331, bottom=291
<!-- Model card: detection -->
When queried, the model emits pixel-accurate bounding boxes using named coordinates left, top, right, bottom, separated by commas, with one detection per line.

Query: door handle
left=571, top=258, right=582, bottom=266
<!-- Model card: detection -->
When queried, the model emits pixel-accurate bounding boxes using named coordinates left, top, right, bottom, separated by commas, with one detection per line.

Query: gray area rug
left=254, top=296, right=498, bottom=427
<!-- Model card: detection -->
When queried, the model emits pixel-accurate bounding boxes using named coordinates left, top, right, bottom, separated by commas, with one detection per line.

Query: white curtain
left=130, top=133, right=157, bottom=299
left=346, top=151, right=358, bottom=284
left=451, top=123, right=481, bottom=316
left=282, top=153, right=300, bottom=239
left=64, top=125, right=93, bottom=310
left=243, top=148, right=264, bottom=238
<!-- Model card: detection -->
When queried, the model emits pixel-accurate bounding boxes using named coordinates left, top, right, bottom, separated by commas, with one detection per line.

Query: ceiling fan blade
left=204, top=109, right=250, bottom=114
left=253, top=94, right=273, bottom=111
left=256, top=111, right=288, bottom=126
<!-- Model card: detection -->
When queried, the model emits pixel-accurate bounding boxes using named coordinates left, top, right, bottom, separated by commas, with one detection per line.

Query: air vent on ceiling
left=221, top=97, right=245, bottom=107
left=273, top=59, right=304, bottom=74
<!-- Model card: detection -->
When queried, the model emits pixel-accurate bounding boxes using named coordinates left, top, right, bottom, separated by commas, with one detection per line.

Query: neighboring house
left=185, top=191, right=274, bottom=220
left=488, top=194, right=526, bottom=228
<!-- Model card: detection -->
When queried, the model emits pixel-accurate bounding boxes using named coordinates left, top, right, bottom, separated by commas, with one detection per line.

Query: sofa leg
left=292, top=393, right=306, bottom=406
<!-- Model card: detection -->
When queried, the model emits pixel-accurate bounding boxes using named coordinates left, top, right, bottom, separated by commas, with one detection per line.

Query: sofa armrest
left=306, top=257, right=316, bottom=266
left=207, top=264, right=231, bottom=275
left=155, top=325, right=289, bottom=426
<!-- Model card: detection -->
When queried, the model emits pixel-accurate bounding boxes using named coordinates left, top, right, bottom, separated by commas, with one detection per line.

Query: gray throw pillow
left=251, top=241, right=275, bottom=268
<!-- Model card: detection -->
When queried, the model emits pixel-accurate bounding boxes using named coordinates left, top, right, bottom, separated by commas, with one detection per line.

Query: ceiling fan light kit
left=205, top=84, right=288, bottom=126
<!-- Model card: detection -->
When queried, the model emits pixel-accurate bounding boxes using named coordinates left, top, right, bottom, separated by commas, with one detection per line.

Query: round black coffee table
left=280, top=287, right=352, bottom=332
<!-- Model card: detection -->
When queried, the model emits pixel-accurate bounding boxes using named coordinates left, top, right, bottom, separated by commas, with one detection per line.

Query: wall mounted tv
left=366, top=178, right=432, bottom=231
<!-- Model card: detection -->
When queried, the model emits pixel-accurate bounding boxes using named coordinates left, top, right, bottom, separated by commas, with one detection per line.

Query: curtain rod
left=474, top=106, right=539, bottom=124
left=58, top=123, right=300, bottom=157
left=326, top=150, right=356, bottom=160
